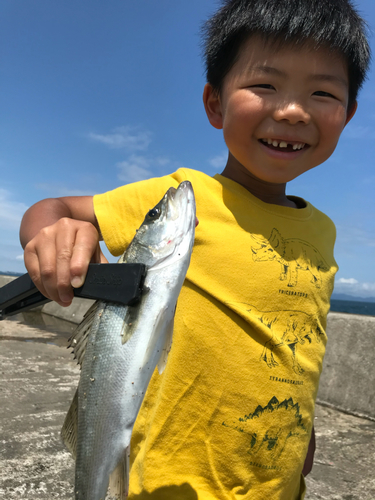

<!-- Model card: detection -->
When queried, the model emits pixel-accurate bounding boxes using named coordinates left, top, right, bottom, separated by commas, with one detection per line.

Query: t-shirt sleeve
left=93, top=169, right=188, bottom=256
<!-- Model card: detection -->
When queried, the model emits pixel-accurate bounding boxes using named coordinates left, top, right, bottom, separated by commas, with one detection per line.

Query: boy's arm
left=20, top=196, right=107, bottom=307
left=302, top=426, right=316, bottom=477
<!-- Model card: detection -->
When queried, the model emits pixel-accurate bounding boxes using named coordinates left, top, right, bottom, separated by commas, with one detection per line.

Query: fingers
left=55, top=223, right=77, bottom=304
left=24, top=218, right=101, bottom=307
left=69, top=223, right=101, bottom=289
left=24, top=234, right=55, bottom=302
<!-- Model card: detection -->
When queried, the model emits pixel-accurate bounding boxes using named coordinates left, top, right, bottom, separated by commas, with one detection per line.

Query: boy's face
left=204, top=36, right=356, bottom=203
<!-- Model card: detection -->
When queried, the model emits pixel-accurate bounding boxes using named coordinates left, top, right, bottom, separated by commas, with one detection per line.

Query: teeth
left=261, top=139, right=306, bottom=150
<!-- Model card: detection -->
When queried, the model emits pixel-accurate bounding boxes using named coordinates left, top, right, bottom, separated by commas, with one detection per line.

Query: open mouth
left=259, top=138, right=308, bottom=152
left=167, top=187, right=177, bottom=200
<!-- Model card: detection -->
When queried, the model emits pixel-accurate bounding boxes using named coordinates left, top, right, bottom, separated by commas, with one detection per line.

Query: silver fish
left=61, top=181, right=196, bottom=500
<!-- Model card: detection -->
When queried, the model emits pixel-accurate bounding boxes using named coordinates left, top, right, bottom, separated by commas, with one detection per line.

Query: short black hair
left=202, top=0, right=371, bottom=110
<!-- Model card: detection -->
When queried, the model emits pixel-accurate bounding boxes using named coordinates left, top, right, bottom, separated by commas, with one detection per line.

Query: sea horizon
left=0, top=271, right=374, bottom=317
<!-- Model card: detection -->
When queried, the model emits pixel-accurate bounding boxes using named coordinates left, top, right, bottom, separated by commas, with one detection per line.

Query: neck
left=220, top=157, right=298, bottom=209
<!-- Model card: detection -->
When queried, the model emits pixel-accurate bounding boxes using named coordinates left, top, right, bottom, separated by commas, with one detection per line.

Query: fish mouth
left=167, top=182, right=195, bottom=216
left=169, top=181, right=193, bottom=199
left=167, top=187, right=177, bottom=200
left=156, top=182, right=196, bottom=265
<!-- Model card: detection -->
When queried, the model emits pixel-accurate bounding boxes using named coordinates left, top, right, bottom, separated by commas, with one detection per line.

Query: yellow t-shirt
left=94, top=168, right=338, bottom=500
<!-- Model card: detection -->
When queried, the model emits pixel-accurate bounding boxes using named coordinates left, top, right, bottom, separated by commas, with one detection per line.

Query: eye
left=313, top=91, right=336, bottom=99
left=250, top=84, right=275, bottom=90
left=147, top=207, right=161, bottom=220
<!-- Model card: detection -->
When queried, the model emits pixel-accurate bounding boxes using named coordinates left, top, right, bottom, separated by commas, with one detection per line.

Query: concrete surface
left=0, top=319, right=79, bottom=499
left=1, top=315, right=375, bottom=499
left=1, top=275, right=375, bottom=498
left=0, top=275, right=17, bottom=286
left=306, top=405, right=375, bottom=499
left=318, top=312, right=375, bottom=420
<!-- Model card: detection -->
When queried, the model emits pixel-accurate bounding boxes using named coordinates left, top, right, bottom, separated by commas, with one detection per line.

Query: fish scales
left=62, top=181, right=196, bottom=500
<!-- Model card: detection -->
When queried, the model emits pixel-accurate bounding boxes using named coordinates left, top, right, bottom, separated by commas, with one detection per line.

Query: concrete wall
left=1, top=275, right=374, bottom=418
left=41, top=297, right=95, bottom=324
left=0, top=275, right=18, bottom=286
left=318, top=312, right=375, bottom=420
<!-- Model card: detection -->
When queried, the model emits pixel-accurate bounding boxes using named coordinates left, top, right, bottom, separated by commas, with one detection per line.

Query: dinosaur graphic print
left=255, top=305, right=324, bottom=374
left=227, top=302, right=324, bottom=375
left=223, top=396, right=308, bottom=465
left=251, top=228, right=329, bottom=288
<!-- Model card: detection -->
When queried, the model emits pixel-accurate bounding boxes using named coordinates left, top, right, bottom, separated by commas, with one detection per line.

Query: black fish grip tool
left=0, top=263, right=146, bottom=320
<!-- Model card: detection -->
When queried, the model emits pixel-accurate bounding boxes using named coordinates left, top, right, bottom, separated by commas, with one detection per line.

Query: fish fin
left=121, top=319, right=135, bottom=345
left=68, top=301, right=101, bottom=366
left=157, top=310, right=175, bottom=374
left=142, top=305, right=171, bottom=368
left=108, top=445, right=130, bottom=499
left=121, top=303, right=142, bottom=345
left=60, top=389, right=78, bottom=458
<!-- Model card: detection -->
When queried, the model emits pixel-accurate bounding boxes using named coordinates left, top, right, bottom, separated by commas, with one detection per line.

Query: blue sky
left=1, top=0, right=374, bottom=298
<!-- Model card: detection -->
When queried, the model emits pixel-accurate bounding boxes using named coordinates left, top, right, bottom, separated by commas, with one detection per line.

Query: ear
left=203, top=83, right=223, bottom=130
left=345, top=100, right=357, bottom=126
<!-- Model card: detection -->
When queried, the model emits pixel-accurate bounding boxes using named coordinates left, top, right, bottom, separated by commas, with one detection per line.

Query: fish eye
left=147, top=207, right=161, bottom=220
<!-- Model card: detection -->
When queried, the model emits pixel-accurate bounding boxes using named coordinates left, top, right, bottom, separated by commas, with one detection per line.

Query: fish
left=61, top=181, right=196, bottom=500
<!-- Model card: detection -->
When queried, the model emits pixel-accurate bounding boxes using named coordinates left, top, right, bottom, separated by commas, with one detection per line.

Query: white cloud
left=337, top=278, right=359, bottom=285
left=0, top=244, right=27, bottom=274
left=0, top=189, right=29, bottom=231
left=156, top=157, right=172, bottom=167
left=209, top=151, right=228, bottom=170
left=116, top=155, right=180, bottom=184
left=0, top=191, right=28, bottom=273
left=88, top=126, right=152, bottom=151
left=363, top=283, right=375, bottom=292
left=116, top=155, right=154, bottom=183
left=336, top=225, right=375, bottom=250
left=88, top=125, right=184, bottom=183
left=334, top=278, right=375, bottom=299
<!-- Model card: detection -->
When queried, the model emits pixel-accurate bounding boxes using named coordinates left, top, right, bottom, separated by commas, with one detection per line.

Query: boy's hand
left=302, top=427, right=316, bottom=476
left=24, top=218, right=108, bottom=307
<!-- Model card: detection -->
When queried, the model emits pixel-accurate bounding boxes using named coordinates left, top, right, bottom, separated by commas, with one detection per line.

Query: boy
left=20, top=0, right=370, bottom=498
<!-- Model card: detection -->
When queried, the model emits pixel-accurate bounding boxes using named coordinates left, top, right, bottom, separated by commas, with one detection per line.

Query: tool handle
left=0, top=263, right=146, bottom=319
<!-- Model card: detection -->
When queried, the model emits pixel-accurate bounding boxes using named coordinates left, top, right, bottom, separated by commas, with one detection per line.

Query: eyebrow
left=310, top=73, right=348, bottom=88
left=250, top=65, right=348, bottom=88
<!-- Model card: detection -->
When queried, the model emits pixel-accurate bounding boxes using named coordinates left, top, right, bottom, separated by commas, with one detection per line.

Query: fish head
left=125, top=181, right=196, bottom=269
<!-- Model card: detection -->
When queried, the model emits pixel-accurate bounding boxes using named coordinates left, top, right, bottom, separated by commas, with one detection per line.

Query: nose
left=273, top=101, right=311, bottom=125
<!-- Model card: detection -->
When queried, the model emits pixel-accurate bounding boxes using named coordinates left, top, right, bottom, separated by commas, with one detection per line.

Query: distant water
left=330, top=299, right=375, bottom=317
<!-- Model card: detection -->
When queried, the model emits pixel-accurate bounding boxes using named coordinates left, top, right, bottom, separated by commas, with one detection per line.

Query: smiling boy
left=204, top=37, right=356, bottom=201
left=20, top=0, right=370, bottom=499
